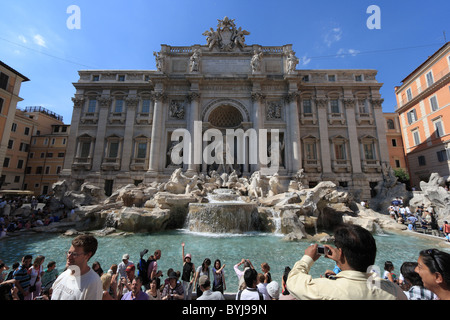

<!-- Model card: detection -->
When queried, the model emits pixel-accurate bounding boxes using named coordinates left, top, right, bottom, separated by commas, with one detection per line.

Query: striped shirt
left=404, top=286, right=438, bottom=300
left=13, top=265, right=31, bottom=292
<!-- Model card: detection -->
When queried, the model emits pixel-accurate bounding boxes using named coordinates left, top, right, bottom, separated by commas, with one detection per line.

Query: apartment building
left=0, top=61, right=30, bottom=188
left=395, top=42, right=450, bottom=188
left=383, top=112, right=407, bottom=172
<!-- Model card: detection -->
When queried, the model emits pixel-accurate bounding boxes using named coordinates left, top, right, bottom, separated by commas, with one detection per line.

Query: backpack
left=137, top=257, right=155, bottom=286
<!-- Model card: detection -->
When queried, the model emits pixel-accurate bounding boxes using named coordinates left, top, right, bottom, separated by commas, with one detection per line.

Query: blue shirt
left=121, top=291, right=149, bottom=300
left=13, top=265, right=31, bottom=292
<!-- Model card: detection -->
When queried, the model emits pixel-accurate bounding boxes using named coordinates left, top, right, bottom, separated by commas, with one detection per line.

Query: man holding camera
left=286, top=224, right=407, bottom=300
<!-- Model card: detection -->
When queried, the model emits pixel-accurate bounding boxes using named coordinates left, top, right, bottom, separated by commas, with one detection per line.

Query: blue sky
left=0, top=0, right=448, bottom=124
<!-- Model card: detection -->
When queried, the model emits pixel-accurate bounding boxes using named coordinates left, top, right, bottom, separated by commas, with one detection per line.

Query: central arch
left=202, top=98, right=250, bottom=126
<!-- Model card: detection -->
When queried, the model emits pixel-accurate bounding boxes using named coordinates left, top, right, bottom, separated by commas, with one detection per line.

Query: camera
left=317, top=245, right=327, bottom=255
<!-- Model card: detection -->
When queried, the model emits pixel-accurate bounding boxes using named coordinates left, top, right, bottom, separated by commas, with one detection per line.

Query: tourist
left=120, top=264, right=136, bottom=296
left=161, top=271, right=184, bottom=300
left=121, top=276, right=149, bottom=300
left=181, top=242, right=195, bottom=300
left=92, top=261, right=103, bottom=277
left=41, top=261, right=58, bottom=290
left=107, top=264, right=119, bottom=298
left=279, top=266, right=296, bottom=300
left=212, top=259, right=226, bottom=294
left=383, top=261, right=398, bottom=283
left=256, top=273, right=270, bottom=300
left=400, top=262, right=437, bottom=300
left=13, top=254, right=32, bottom=300
left=234, top=258, right=254, bottom=290
left=266, top=280, right=280, bottom=300
left=236, top=268, right=263, bottom=300
left=261, top=262, right=272, bottom=283
left=147, top=249, right=163, bottom=282
left=286, top=224, right=407, bottom=300
left=194, top=258, right=211, bottom=298
left=415, top=248, right=450, bottom=300
left=146, top=278, right=161, bottom=300
left=118, top=254, right=133, bottom=279
left=196, top=275, right=225, bottom=300
left=101, top=273, right=115, bottom=300
left=406, top=214, right=418, bottom=231
left=51, top=234, right=103, bottom=300
left=29, top=255, right=45, bottom=300
left=443, top=221, right=450, bottom=242
left=430, top=213, right=440, bottom=237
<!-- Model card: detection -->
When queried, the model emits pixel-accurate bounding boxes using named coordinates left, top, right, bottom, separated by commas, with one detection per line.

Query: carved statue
left=189, top=49, right=201, bottom=72
left=287, top=51, right=299, bottom=74
left=233, top=27, right=250, bottom=49
left=202, top=28, right=220, bottom=51
left=153, top=51, right=165, bottom=72
left=251, top=50, right=263, bottom=73
left=268, top=173, right=283, bottom=197
left=169, top=101, right=185, bottom=119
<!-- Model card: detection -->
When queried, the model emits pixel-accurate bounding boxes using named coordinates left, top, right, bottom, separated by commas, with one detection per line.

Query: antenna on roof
left=444, top=31, right=447, bottom=43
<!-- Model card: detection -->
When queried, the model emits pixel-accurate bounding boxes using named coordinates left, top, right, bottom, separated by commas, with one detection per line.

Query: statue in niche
left=189, top=49, right=201, bottom=72
left=169, top=101, right=185, bottom=119
left=287, top=51, right=299, bottom=74
left=166, top=141, right=182, bottom=168
left=251, top=50, right=263, bottom=73
left=153, top=51, right=165, bottom=72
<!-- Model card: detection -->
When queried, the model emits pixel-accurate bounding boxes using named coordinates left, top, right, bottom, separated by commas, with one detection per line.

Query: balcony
left=109, top=112, right=126, bottom=124
left=80, top=112, right=99, bottom=124
left=332, top=159, right=351, bottom=173
left=136, top=112, right=153, bottom=125
left=101, top=158, right=121, bottom=171
left=130, top=158, right=148, bottom=171
left=302, top=159, right=321, bottom=172
left=72, top=157, right=92, bottom=171
left=361, top=159, right=382, bottom=173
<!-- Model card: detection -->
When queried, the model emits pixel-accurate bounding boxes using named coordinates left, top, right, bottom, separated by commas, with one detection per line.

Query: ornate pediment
left=202, top=16, right=250, bottom=52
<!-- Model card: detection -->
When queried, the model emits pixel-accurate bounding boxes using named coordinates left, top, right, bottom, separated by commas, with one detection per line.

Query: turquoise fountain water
left=1, top=229, right=449, bottom=293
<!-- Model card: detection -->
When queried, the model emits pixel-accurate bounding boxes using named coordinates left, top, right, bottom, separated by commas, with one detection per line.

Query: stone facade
left=61, top=17, right=390, bottom=200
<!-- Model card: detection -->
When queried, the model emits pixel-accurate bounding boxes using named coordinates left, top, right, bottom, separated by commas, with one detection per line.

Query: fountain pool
left=1, top=229, right=449, bottom=293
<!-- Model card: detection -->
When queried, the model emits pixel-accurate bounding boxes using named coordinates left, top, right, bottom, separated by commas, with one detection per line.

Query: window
left=303, top=99, right=312, bottom=114
left=51, top=138, right=55, bottom=145
left=88, top=99, right=97, bottom=113
left=330, top=99, right=340, bottom=113
left=0, top=72, right=9, bottom=90
left=395, top=159, right=401, bottom=168
left=137, top=142, right=147, bottom=158
left=430, top=96, right=439, bottom=111
left=56, top=166, right=62, bottom=174
left=58, top=152, right=65, bottom=158
left=358, top=99, right=368, bottom=114
left=29, top=152, right=34, bottom=159
left=63, top=138, right=66, bottom=145
left=19, top=143, right=29, bottom=152
left=61, top=126, right=67, bottom=133
left=0, top=97, right=3, bottom=114
left=437, top=150, right=448, bottom=162
left=328, top=74, right=336, bottom=82
left=355, top=75, right=363, bottom=82
left=334, top=143, right=346, bottom=160
left=93, top=75, right=100, bottom=81
left=387, top=119, right=395, bottom=130
left=24, top=127, right=30, bottom=135
left=392, top=139, right=397, bottom=147
left=3, top=157, right=10, bottom=168
left=406, top=88, right=413, bottom=101
left=45, top=166, right=50, bottom=174
left=302, top=75, right=310, bottom=82
left=7, top=140, right=13, bottom=149
left=40, top=152, right=45, bottom=158
left=407, top=109, right=417, bottom=124
left=36, top=166, right=43, bottom=174
left=434, top=119, right=444, bottom=137
left=11, top=123, right=17, bottom=132
left=14, top=176, right=20, bottom=183
left=412, top=130, right=421, bottom=146
left=80, top=142, right=91, bottom=158
left=418, top=155, right=426, bottom=166
left=44, top=138, right=48, bottom=145
left=426, top=71, right=434, bottom=87
left=142, top=99, right=151, bottom=113
left=114, top=99, right=124, bottom=113
left=17, top=159, right=24, bottom=169
left=305, top=142, right=317, bottom=160
left=25, top=167, right=32, bottom=174
left=363, top=143, right=375, bottom=160
left=108, top=142, right=119, bottom=158
left=47, top=153, right=53, bottom=158
left=118, top=75, right=125, bottom=81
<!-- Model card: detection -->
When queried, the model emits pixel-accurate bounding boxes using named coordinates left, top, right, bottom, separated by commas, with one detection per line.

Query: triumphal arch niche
left=64, top=16, right=390, bottom=199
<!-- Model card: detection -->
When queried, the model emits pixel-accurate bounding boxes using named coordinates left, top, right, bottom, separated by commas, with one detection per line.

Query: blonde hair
left=101, top=273, right=112, bottom=291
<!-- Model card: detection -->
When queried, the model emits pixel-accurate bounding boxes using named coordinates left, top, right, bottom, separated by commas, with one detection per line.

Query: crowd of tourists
left=1, top=223, right=450, bottom=301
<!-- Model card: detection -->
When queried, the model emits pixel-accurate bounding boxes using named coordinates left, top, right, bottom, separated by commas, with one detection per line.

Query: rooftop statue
left=203, top=16, right=250, bottom=51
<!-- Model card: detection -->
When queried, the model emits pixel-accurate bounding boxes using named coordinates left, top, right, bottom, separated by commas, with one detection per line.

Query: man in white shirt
left=196, top=275, right=224, bottom=300
left=118, top=254, right=133, bottom=280
left=51, top=234, right=102, bottom=300
left=236, top=268, right=263, bottom=300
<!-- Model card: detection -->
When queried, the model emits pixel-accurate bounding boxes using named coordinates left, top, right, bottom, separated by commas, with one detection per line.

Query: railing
left=23, top=106, right=64, bottom=121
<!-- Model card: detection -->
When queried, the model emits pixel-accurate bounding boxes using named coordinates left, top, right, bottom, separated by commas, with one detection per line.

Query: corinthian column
left=186, top=91, right=201, bottom=175
left=91, top=96, right=111, bottom=172
left=121, top=97, right=139, bottom=170
left=147, top=91, right=165, bottom=175
left=286, top=91, right=301, bottom=175
left=251, top=91, right=265, bottom=172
